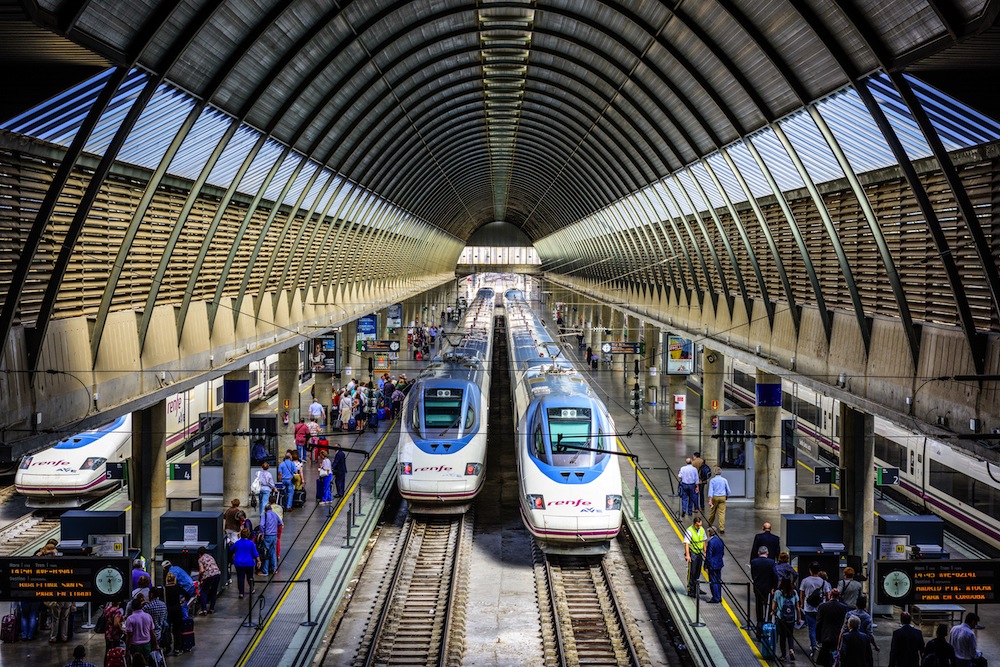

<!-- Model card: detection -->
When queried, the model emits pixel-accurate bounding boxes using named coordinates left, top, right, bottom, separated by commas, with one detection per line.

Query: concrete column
left=131, top=401, right=167, bottom=562
left=223, top=367, right=251, bottom=507
left=754, top=369, right=783, bottom=511
left=667, top=374, right=686, bottom=428
left=277, top=347, right=299, bottom=454
left=344, top=319, right=360, bottom=380
left=701, top=347, right=725, bottom=470
left=840, top=405, right=875, bottom=559
left=642, top=324, right=661, bottom=408
left=610, top=310, right=625, bottom=375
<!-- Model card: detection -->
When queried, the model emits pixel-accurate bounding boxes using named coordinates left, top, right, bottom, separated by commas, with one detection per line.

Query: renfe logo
left=166, top=395, right=185, bottom=423
left=548, top=498, right=592, bottom=507
left=32, top=459, right=73, bottom=467
left=415, top=465, right=453, bottom=472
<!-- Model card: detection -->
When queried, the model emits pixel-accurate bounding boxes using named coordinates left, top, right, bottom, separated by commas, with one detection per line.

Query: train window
left=534, top=426, right=546, bottom=462
left=874, top=434, right=906, bottom=470
left=423, top=388, right=464, bottom=435
left=546, top=407, right=594, bottom=467
left=464, top=406, right=475, bottom=430
left=929, top=460, right=997, bottom=516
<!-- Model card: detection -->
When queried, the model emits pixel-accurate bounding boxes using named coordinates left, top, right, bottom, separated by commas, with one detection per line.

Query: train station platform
left=3, top=313, right=996, bottom=667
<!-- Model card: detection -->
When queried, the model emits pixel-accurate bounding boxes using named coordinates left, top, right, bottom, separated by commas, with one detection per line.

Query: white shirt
left=308, top=401, right=324, bottom=418
left=678, top=463, right=699, bottom=485
left=949, top=622, right=977, bottom=659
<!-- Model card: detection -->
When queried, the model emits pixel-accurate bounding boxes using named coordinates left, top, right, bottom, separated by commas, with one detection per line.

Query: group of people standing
left=746, top=521, right=985, bottom=666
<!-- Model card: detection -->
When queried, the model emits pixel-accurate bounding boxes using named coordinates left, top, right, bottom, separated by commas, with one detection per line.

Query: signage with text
left=171, top=463, right=192, bottom=481
left=875, top=559, right=1000, bottom=606
left=814, top=467, right=838, bottom=485
left=361, top=340, right=401, bottom=353
left=0, top=557, right=131, bottom=602
left=665, top=335, right=694, bottom=375
left=357, top=315, right=378, bottom=341
left=600, top=341, right=643, bottom=355
left=876, top=467, right=900, bottom=486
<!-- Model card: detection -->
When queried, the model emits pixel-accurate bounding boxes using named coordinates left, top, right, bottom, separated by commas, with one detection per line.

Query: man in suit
left=816, top=589, right=849, bottom=667
left=750, top=546, right=777, bottom=632
left=888, top=611, right=925, bottom=667
left=749, top=521, right=780, bottom=562
left=839, top=615, right=874, bottom=667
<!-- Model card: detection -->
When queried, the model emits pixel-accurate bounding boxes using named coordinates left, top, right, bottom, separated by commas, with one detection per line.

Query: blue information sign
left=357, top=314, right=378, bottom=341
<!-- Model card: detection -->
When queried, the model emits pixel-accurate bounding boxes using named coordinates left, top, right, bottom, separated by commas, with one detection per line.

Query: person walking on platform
left=254, top=463, right=276, bottom=513
left=124, top=594, right=158, bottom=664
left=816, top=589, right=849, bottom=666
left=277, top=453, right=297, bottom=512
left=705, top=526, right=725, bottom=603
left=332, top=444, right=348, bottom=498
left=888, top=611, right=925, bottom=667
left=230, top=528, right=260, bottom=599
left=308, top=397, right=326, bottom=428
left=196, top=546, right=221, bottom=615
left=706, top=466, right=731, bottom=533
left=677, top=457, right=700, bottom=517
left=293, top=417, right=309, bottom=460
left=771, top=576, right=801, bottom=662
left=799, top=561, right=828, bottom=658
left=692, top=451, right=708, bottom=509
left=839, top=615, right=874, bottom=667
left=750, top=522, right=780, bottom=562
left=924, top=623, right=956, bottom=666
left=63, top=644, right=98, bottom=667
left=949, top=612, right=981, bottom=667
left=260, top=504, right=283, bottom=576
left=838, top=566, right=863, bottom=609
left=318, top=451, right=333, bottom=502
left=683, top=516, right=707, bottom=598
left=751, top=546, right=777, bottom=633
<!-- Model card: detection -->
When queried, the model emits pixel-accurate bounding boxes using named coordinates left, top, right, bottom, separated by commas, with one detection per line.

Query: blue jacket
left=231, top=538, right=259, bottom=568
left=167, top=565, right=196, bottom=597
left=706, top=535, right=725, bottom=570
left=278, top=458, right=297, bottom=483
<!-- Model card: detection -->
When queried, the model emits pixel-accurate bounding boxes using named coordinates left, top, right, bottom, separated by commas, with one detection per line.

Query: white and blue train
left=15, top=354, right=284, bottom=508
left=397, top=288, right=496, bottom=513
left=504, top=289, right=622, bottom=555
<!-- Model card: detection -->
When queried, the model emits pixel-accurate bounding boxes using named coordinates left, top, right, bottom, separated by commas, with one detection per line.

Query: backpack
left=806, top=583, right=827, bottom=608
left=250, top=474, right=261, bottom=495
left=779, top=595, right=796, bottom=623
left=700, top=463, right=712, bottom=481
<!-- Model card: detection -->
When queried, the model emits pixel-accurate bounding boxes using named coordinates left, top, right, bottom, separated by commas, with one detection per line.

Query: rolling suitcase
left=293, top=488, right=306, bottom=507
left=759, top=595, right=777, bottom=660
left=179, top=617, right=196, bottom=651
left=316, top=476, right=325, bottom=501
left=105, top=646, right=128, bottom=667
left=1, top=604, right=17, bottom=643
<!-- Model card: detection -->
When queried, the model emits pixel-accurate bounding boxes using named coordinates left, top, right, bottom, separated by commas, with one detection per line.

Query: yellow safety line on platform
left=618, top=438, right=769, bottom=667
left=235, top=423, right=396, bottom=667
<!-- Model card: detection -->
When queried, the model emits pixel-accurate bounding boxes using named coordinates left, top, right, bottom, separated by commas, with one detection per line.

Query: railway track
left=0, top=512, right=62, bottom=556
left=535, top=545, right=649, bottom=667
left=356, top=512, right=472, bottom=667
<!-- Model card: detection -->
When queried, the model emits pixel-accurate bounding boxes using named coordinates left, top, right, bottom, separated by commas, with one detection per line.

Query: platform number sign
left=876, top=467, right=900, bottom=486
left=105, top=462, right=125, bottom=480
left=171, top=463, right=192, bottom=481
left=814, top=466, right=837, bottom=485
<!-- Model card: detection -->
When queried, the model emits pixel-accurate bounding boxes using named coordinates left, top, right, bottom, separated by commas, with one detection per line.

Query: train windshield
left=422, top=388, right=469, bottom=437
left=546, top=407, right=600, bottom=467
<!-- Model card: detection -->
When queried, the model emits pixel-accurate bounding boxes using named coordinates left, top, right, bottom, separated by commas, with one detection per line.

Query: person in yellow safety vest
left=684, top=516, right=707, bottom=598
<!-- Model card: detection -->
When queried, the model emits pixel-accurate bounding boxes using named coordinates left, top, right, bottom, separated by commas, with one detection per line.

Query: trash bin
left=646, top=386, right=657, bottom=405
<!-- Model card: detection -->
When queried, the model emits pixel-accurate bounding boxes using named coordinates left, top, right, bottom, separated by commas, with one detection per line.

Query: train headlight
left=527, top=494, right=545, bottom=510
left=18, top=457, right=32, bottom=470
left=605, top=495, right=623, bottom=511
left=80, top=457, right=107, bottom=471
left=400, top=462, right=412, bottom=476
left=464, top=463, right=481, bottom=476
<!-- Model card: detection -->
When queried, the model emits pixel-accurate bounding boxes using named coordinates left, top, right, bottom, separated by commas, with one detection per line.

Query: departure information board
left=0, top=557, right=130, bottom=602
left=876, top=559, right=999, bottom=606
